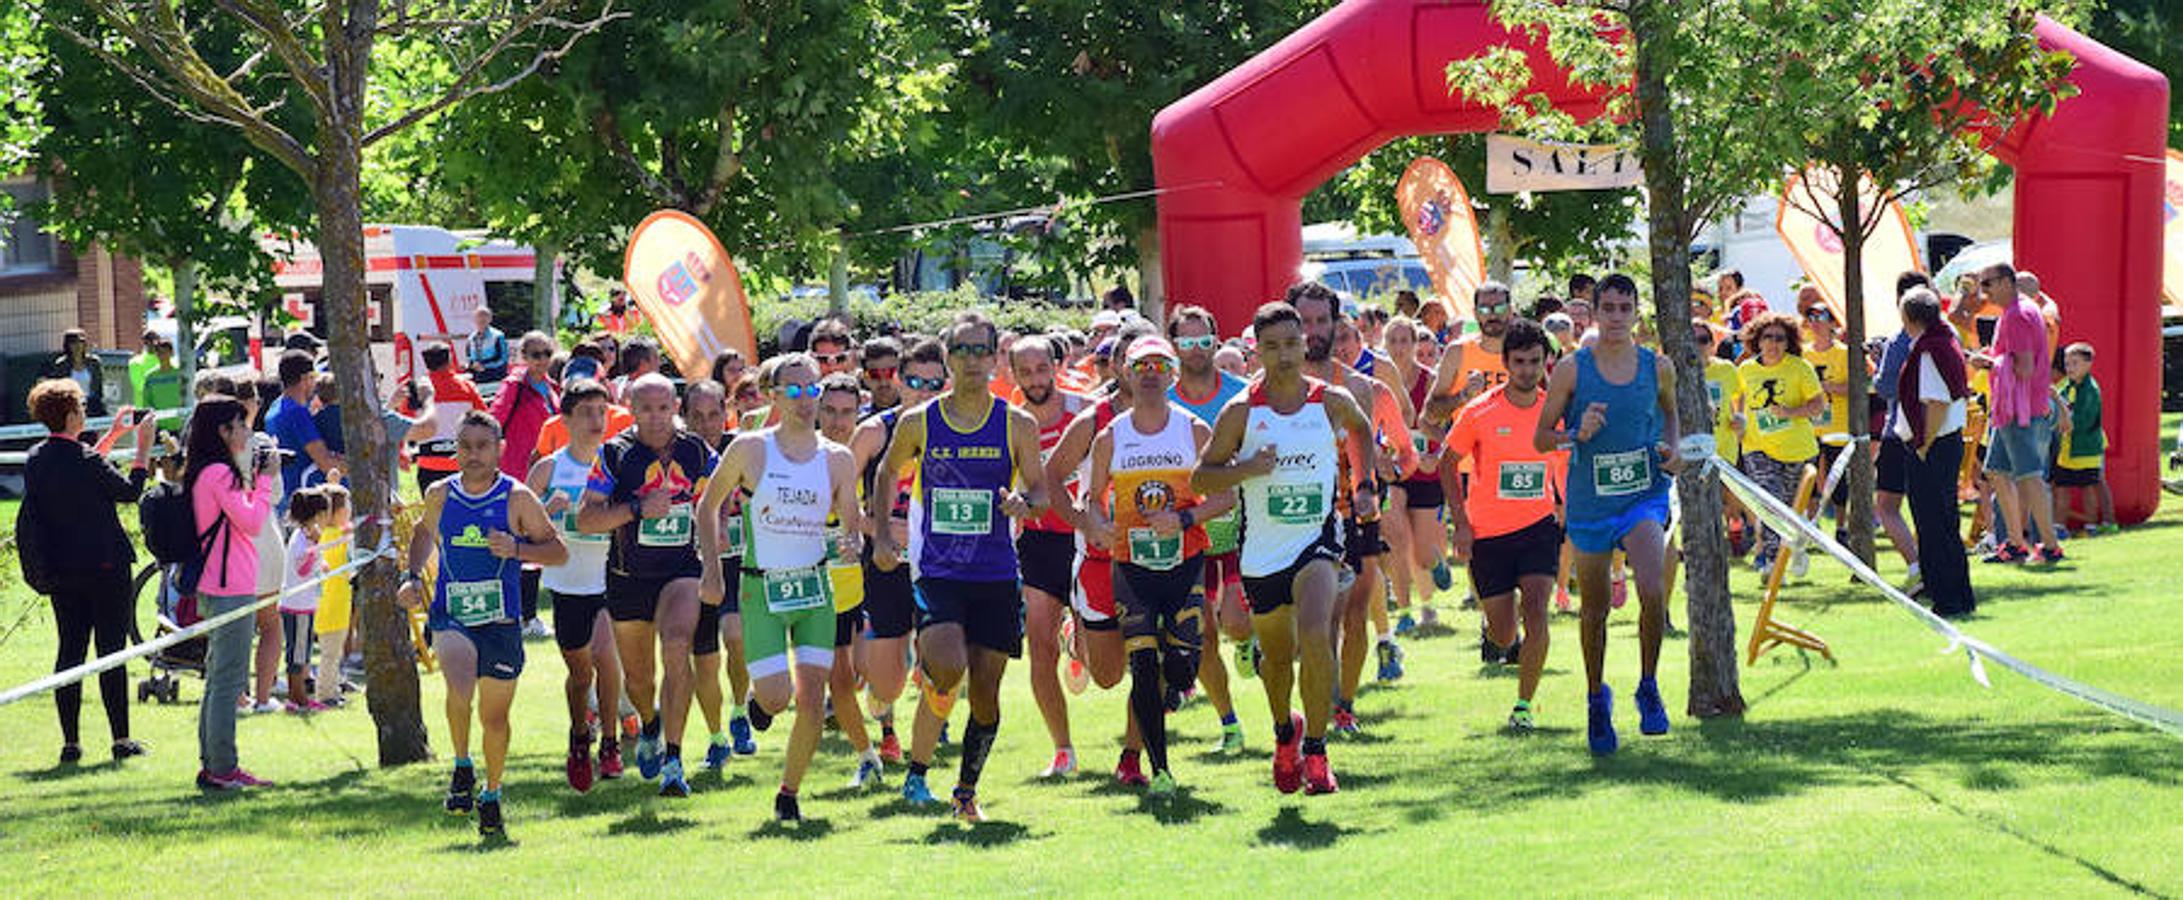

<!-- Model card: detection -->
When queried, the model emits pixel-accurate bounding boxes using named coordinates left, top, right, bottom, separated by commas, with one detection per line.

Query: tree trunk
left=1632, top=0, right=1744, bottom=719
left=1832, top=163, right=1877, bottom=566
left=172, top=258, right=198, bottom=393
left=317, top=85, right=431, bottom=767
left=1486, top=204, right=1516, bottom=283
left=827, top=230, right=849, bottom=318
left=532, top=238, right=561, bottom=333
left=1136, top=224, right=1165, bottom=326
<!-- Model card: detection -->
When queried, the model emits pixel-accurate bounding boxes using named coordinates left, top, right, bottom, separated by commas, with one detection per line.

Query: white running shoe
left=522, top=617, right=554, bottom=640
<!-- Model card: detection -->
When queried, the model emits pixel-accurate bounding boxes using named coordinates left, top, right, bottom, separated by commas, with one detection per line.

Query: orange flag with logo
left=623, top=210, right=758, bottom=378
left=1776, top=168, right=1922, bottom=329
left=1395, top=157, right=1487, bottom=322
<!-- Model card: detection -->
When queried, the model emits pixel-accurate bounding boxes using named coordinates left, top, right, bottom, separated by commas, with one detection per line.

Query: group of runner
left=395, top=274, right=1686, bottom=835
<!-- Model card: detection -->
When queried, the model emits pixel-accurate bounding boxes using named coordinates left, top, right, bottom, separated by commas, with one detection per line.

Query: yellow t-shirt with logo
left=1805, top=342, right=1851, bottom=442
left=1703, top=358, right=1742, bottom=460
left=1737, top=355, right=1822, bottom=463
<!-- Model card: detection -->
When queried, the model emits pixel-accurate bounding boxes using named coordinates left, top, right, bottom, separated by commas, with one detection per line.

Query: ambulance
left=265, top=224, right=552, bottom=393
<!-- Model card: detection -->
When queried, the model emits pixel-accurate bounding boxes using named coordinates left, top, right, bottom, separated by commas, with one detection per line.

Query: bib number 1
left=1127, top=527, right=1183, bottom=571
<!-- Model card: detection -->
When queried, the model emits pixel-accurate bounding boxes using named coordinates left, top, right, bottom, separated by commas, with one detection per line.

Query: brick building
left=1, top=174, right=149, bottom=421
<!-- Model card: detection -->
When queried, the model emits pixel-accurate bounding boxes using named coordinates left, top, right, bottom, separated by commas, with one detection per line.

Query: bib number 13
left=931, top=488, right=993, bottom=536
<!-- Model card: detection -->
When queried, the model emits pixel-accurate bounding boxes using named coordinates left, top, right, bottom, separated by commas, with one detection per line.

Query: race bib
left=446, top=580, right=507, bottom=627
left=1266, top=483, right=1326, bottom=525
left=1201, top=509, right=1240, bottom=554
left=1497, top=461, right=1548, bottom=501
left=559, top=500, right=607, bottom=545
left=1754, top=409, right=1791, bottom=433
left=1706, top=382, right=1724, bottom=409
left=1591, top=449, right=1651, bottom=497
left=1818, top=405, right=1835, bottom=427
left=1127, top=527, right=1183, bottom=571
left=1411, top=432, right=1429, bottom=455
left=930, top=488, right=992, bottom=536
left=724, top=512, right=746, bottom=555
left=761, top=566, right=831, bottom=613
left=638, top=502, right=694, bottom=547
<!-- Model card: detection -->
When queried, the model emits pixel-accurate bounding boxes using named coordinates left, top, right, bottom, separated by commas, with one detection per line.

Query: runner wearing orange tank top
left=1007, top=335, right=1095, bottom=780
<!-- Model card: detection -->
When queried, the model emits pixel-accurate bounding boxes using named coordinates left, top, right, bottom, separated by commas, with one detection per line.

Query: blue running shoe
left=902, top=771, right=938, bottom=806
left=1635, top=677, right=1671, bottom=736
left=658, top=757, right=690, bottom=797
left=1430, top=559, right=1453, bottom=591
left=1393, top=613, right=1416, bottom=636
left=703, top=739, right=732, bottom=772
left=1588, top=684, right=1619, bottom=756
left=729, top=716, right=758, bottom=756
left=635, top=734, right=664, bottom=780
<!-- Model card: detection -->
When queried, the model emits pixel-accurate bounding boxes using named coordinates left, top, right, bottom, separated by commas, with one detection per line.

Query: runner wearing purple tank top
left=867, top=311, right=1051, bottom=822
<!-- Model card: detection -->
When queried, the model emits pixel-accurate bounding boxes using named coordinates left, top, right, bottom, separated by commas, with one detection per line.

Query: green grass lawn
left=2, top=441, right=2181, bottom=896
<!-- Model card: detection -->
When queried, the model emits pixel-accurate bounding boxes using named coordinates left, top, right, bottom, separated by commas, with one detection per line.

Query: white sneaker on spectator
left=252, top=699, right=284, bottom=715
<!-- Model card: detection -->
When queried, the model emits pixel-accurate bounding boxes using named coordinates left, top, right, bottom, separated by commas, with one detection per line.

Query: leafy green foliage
left=2085, top=0, right=2181, bottom=143
left=749, top=286, right=1090, bottom=356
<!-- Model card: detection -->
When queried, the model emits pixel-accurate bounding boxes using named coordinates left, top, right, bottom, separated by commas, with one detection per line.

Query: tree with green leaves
left=1757, top=0, right=2075, bottom=568
left=1454, top=0, right=1791, bottom=719
left=50, top=0, right=619, bottom=765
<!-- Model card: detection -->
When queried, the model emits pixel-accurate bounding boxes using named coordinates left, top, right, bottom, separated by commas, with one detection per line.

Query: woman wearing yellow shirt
left=1736, top=312, right=1827, bottom=570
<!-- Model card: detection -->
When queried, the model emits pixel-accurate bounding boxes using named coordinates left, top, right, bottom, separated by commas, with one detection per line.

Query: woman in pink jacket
left=186, top=395, right=278, bottom=790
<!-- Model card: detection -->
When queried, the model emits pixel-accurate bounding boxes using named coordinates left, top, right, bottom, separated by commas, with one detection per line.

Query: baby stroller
left=132, top=561, right=204, bottom=705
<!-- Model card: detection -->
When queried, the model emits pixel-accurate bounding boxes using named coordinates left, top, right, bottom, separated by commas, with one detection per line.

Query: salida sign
left=1483, top=134, right=1641, bottom=194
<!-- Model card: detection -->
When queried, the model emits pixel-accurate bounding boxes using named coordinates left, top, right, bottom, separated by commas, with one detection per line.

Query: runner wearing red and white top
left=1007, top=335, right=1095, bottom=779
left=1444, top=319, right=1564, bottom=732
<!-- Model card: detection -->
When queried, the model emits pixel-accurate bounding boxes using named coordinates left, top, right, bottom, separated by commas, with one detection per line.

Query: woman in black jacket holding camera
left=15, top=378, right=156, bottom=763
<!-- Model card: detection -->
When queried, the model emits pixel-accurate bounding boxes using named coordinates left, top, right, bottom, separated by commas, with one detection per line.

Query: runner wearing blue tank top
left=1194, top=301, right=1381, bottom=797
left=399, top=410, right=566, bottom=838
left=697, top=353, right=865, bottom=823
left=1532, top=273, right=1685, bottom=756
left=576, top=374, right=719, bottom=798
left=868, top=312, right=1051, bottom=822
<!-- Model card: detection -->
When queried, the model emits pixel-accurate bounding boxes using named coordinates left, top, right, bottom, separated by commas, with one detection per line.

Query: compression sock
left=664, top=742, right=681, bottom=763
left=641, top=717, right=661, bottom=742
left=957, top=717, right=999, bottom=790
left=908, top=760, right=930, bottom=779
left=1128, top=648, right=1169, bottom=773
left=1220, top=711, right=1238, bottom=727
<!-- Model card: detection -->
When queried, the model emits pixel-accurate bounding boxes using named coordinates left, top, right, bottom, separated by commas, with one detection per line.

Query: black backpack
left=139, top=480, right=228, bottom=596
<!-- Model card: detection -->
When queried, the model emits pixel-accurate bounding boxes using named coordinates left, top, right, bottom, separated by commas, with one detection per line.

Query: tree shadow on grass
left=604, top=809, right=697, bottom=837
left=1254, top=806, right=1365, bottom=850
left=748, top=817, right=836, bottom=841
left=918, top=819, right=1031, bottom=847
left=13, top=759, right=126, bottom=782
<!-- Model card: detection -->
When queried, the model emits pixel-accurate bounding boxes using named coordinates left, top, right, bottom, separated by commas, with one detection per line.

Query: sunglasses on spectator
left=1803, top=308, right=1833, bottom=322
left=903, top=374, right=946, bottom=391
left=524, top=349, right=552, bottom=360
left=863, top=366, right=898, bottom=381
left=815, top=351, right=851, bottom=366
left=774, top=383, right=820, bottom=400
left=1173, top=335, right=1218, bottom=351
left=1760, top=332, right=1789, bottom=343
left=1477, top=302, right=1511, bottom=314
left=1129, top=358, right=1175, bottom=375
left=949, top=343, right=994, bottom=358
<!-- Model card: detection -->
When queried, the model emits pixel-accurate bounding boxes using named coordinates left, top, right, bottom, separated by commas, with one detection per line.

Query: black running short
left=550, top=591, right=607, bottom=652
left=1468, top=515, right=1563, bottom=600
left=861, top=559, right=915, bottom=640
left=1240, top=515, right=1344, bottom=616
left=913, top=577, right=1024, bottom=658
left=1115, top=558, right=1206, bottom=653
left=834, top=602, right=866, bottom=648
left=1343, top=517, right=1387, bottom=571
left=1397, top=477, right=1445, bottom=510
left=1016, top=529, right=1077, bottom=599
left=606, top=573, right=692, bottom=623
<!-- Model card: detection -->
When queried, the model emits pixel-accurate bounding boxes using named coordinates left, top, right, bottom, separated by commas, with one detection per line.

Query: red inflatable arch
left=1150, top=2, right=2169, bottom=523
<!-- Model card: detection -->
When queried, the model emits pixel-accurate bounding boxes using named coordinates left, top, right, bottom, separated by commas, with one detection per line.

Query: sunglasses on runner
left=949, top=342, right=994, bottom=358
left=1173, top=335, right=1218, bottom=351
left=775, top=383, right=820, bottom=399
left=815, top=351, right=851, bottom=366
left=903, top=374, right=946, bottom=391
left=1129, top=358, right=1175, bottom=375
left=863, top=366, right=898, bottom=381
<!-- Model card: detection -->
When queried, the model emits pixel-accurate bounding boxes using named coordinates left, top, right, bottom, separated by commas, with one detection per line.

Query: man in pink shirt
left=1974, top=263, right=2062, bottom=564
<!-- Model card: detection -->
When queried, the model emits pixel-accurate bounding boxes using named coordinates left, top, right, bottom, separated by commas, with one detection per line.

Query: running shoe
left=1273, top=711, right=1304, bottom=794
left=1634, top=677, right=1670, bottom=736
left=598, top=737, right=625, bottom=779
left=195, top=768, right=252, bottom=791
left=878, top=730, right=903, bottom=764
left=252, top=698, right=284, bottom=715
left=1148, top=770, right=1177, bottom=797
left=1114, top=752, right=1149, bottom=787
left=1554, top=587, right=1574, bottom=615
left=1588, top=684, right=1619, bottom=756
left=1969, top=534, right=1999, bottom=558
left=285, top=698, right=329, bottom=714
left=1235, top=637, right=1261, bottom=680
left=1040, top=747, right=1078, bottom=779
left=1393, top=612, right=1416, bottom=636
left=2033, top=545, right=2066, bottom=564
left=902, top=772, right=938, bottom=806
left=477, top=794, right=504, bottom=836
left=775, top=790, right=802, bottom=823
left=566, top=741, right=595, bottom=794
left=658, top=757, right=690, bottom=798
left=1065, top=657, right=1090, bottom=695
left=1789, top=549, right=1810, bottom=578
left=59, top=744, right=82, bottom=765
left=1302, top=753, right=1338, bottom=795
left=1213, top=723, right=1245, bottom=755
left=1431, top=559, right=1453, bottom=591
left=851, top=750, right=885, bottom=790
left=110, top=739, right=145, bottom=760
left=445, top=763, right=476, bottom=814
left=729, top=715, right=758, bottom=755
left=1507, top=701, right=1535, bottom=733
left=621, top=713, right=642, bottom=742
left=1983, top=543, right=2029, bottom=564
left=635, top=733, right=664, bottom=780
left=1479, top=623, right=1503, bottom=665
left=703, top=738, right=732, bottom=772
left=1376, top=639, right=1403, bottom=681
left=951, top=786, right=985, bottom=823
left=522, top=617, right=553, bottom=641
left=1502, top=636, right=1522, bottom=666
left=1610, top=569, right=1628, bottom=608
left=1332, top=705, right=1360, bottom=737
